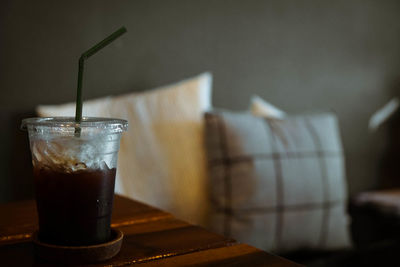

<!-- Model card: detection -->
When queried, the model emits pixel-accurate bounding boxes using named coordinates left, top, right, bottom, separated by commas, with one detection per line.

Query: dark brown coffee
left=33, top=166, right=116, bottom=246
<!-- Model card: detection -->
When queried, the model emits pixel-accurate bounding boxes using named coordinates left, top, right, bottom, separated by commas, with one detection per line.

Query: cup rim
left=21, top=117, right=128, bottom=133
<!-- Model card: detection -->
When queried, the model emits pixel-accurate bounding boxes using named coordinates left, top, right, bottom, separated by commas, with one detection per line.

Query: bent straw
left=74, top=27, right=127, bottom=135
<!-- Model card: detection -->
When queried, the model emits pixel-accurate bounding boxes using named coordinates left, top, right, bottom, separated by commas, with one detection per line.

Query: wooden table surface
left=0, top=195, right=300, bottom=266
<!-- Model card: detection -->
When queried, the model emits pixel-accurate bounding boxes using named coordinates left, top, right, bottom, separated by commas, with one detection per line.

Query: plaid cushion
left=204, top=110, right=351, bottom=253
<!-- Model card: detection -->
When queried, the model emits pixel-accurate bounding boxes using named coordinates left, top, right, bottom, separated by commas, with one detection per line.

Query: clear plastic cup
left=21, top=117, right=128, bottom=246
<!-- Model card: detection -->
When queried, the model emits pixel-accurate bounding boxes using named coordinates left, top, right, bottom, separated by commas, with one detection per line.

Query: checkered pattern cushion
left=204, top=110, right=351, bottom=253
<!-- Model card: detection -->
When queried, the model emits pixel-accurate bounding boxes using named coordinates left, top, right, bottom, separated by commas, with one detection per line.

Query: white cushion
left=250, top=95, right=286, bottom=119
left=37, top=72, right=212, bottom=226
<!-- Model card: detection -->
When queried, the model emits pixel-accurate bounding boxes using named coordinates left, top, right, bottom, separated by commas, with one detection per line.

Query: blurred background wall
left=1, top=0, right=400, bottom=202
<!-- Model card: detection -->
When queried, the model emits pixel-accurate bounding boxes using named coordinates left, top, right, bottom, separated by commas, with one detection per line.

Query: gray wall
left=1, top=0, right=400, bottom=202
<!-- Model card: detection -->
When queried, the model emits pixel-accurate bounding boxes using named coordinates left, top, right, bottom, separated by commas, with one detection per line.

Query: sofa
left=37, top=72, right=388, bottom=266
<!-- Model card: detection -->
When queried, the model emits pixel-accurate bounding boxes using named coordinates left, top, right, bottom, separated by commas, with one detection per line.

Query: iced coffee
left=22, top=117, right=127, bottom=246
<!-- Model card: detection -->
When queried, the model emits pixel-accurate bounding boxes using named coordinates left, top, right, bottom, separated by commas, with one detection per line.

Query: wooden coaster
left=33, top=229, right=123, bottom=263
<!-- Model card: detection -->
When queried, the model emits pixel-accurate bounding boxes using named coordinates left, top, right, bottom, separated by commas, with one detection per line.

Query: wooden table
left=0, top=195, right=300, bottom=266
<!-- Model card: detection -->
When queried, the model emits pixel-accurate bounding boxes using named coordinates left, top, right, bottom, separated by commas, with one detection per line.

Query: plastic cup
left=21, top=117, right=128, bottom=246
